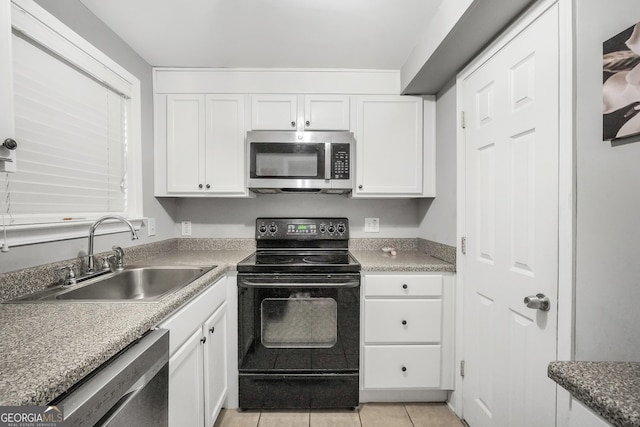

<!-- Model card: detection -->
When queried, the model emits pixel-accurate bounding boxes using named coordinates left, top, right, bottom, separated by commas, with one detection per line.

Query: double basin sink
left=10, top=265, right=216, bottom=303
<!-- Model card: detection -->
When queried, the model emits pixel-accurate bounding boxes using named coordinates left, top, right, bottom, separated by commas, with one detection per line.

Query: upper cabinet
left=251, top=95, right=350, bottom=131
left=353, top=95, right=435, bottom=198
left=251, top=95, right=297, bottom=130
left=153, top=69, right=434, bottom=198
left=155, top=94, right=249, bottom=197
left=303, top=95, right=350, bottom=130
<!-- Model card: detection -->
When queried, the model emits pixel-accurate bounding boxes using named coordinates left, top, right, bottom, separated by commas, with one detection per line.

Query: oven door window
left=261, top=296, right=337, bottom=348
left=250, top=143, right=325, bottom=179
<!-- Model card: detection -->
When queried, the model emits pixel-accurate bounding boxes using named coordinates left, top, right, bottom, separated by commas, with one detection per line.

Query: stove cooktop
left=237, top=250, right=361, bottom=273
left=239, top=217, right=360, bottom=273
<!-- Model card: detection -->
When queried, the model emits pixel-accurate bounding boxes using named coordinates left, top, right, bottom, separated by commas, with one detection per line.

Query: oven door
left=237, top=273, right=360, bottom=373
left=237, top=273, right=360, bottom=409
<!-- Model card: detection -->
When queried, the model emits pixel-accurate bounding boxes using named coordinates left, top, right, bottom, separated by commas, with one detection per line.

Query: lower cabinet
left=159, top=276, right=228, bottom=427
left=362, top=272, right=454, bottom=393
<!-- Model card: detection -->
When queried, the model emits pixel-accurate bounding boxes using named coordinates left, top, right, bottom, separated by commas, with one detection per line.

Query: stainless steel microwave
left=247, top=131, right=354, bottom=194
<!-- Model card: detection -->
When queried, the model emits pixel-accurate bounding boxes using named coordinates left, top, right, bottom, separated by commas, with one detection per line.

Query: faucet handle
left=111, top=246, right=125, bottom=271
left=58, top=264, right=77, bottom=286
left=100, top=256, right=111, bottom=271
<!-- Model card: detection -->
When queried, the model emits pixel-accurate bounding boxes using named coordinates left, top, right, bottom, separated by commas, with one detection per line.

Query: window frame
left=2, top=0, right=144, bottom=247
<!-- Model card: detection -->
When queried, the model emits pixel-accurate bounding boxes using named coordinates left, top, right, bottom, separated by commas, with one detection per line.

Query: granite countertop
left=0, top=237, right=455, bottom=407
left=549, top=361, right=640, bottom=427
left=351, top=250, right=455, bottom=272
left=0, top=249, right=253, bottom=406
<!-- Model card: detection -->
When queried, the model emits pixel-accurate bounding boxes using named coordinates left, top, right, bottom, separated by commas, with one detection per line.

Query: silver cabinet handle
left=291, top=121, right=296, bottom=127
left=305, top=120, right=310, bottom=127
left=524, top=293, right=550, bottom=311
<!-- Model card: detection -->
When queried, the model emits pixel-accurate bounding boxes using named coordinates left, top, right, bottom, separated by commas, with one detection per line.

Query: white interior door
left=462, top=4, right=559, bottom=427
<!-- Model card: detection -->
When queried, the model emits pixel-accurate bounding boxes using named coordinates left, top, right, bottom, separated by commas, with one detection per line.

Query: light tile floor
left=214, top=403, right=465, bottom=427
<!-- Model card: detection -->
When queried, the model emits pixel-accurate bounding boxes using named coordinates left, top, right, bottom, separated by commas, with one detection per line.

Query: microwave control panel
left=331, top=144, right=350, bottom=180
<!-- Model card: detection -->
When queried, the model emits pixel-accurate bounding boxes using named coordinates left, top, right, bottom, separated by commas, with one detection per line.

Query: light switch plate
left=364, top=217, right=380, bottom=233
left=181, top=221, right=192, bottom=236
left=147, top=217, right=156, bottom=236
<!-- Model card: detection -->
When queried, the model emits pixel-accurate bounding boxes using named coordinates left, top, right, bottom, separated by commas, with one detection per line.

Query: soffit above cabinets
left=78, top=0, right=442, bottom=70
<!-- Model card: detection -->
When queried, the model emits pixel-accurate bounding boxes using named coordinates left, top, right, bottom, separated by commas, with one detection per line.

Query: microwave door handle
left=324, top=142, right=331, bottom=180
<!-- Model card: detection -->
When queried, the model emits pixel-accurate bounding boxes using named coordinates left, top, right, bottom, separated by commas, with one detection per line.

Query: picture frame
left=603, top=22, right=640, bottom=141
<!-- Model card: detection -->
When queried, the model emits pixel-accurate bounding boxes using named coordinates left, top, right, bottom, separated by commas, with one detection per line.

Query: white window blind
left=0, top=32, right=129, bottom=223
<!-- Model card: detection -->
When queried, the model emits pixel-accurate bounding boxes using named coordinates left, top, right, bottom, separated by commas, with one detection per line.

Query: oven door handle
left=239, top=280, right=360, bottom=288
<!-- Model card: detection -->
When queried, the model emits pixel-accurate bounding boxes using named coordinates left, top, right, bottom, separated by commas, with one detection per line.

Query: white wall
left=175, top=195, right=421, bottom=238
left=0, top=0, right=177, bottom=273
left=574, top=0, right=640, bottom=360
left=418, top=79, right=457, bottom=246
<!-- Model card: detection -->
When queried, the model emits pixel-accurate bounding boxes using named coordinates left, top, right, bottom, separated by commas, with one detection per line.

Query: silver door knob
left=524, top=293, right=550, bottom=311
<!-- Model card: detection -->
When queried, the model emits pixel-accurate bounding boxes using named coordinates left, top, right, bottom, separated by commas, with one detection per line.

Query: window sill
left=0, top=218, right=145, bottom=248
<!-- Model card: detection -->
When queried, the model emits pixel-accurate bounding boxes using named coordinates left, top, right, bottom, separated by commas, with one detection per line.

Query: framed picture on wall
left=603, top=22, right=640, bottom=141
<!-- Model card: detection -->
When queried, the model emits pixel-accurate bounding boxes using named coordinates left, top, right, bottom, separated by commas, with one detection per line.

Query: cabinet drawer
left=364, top=299, right=442, bottom=343
left=159, top=276, right=227, bottom=356
left=364, top=274, right=442, bottom=297
left=363, top=345, right=441, bottom=389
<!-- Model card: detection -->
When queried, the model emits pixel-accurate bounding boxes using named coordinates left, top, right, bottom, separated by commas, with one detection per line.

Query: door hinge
left=460, top=111, right=466, bottom=129
left=460, top=360, right=465, bottom=378
left=461, top=237, right=466, bottom=255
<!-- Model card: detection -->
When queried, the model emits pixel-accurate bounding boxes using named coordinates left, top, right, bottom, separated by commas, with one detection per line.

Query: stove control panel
left=256, top=218, right=349, bottom=239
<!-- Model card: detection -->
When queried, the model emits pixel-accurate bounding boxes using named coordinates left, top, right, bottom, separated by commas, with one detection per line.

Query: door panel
left=462, top=4, right=559, bottom=427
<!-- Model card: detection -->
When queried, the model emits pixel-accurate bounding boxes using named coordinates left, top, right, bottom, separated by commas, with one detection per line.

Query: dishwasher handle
left=54, top=329, right=169, bottom=427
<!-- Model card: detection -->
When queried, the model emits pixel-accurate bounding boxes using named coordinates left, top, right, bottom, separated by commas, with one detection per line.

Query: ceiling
left=79, top=0, right=443, bottom=70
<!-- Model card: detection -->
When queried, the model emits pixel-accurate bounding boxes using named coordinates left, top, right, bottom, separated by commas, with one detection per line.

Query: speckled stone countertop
left=0, top=248, right=253, bottom=406
left=351, top=250, right=455, bottom=272
left=548, top=361, right=640, bottom=427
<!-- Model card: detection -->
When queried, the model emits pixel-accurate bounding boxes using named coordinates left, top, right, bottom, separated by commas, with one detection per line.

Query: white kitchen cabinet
left=304, top=95, right=350, bottom=130
left=251, top=94, right=350, bottom=131
left=159, top=276, right=228, bottom=427
left=353, top=95, right=435, bottom=198
left=251, top=94, right=298, bottom=130
left=168, top=329, right=205, bottom=427
left=203, top=303, right=228, bottom=427
left=156, top=93, right=249, bottom=197
left=362, top=272, right=454, bottom=391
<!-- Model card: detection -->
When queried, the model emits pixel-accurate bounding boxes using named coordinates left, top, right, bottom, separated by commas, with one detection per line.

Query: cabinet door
left=304, top=95, right=350, bottom=130
left=251, top=95, right=297, bottom=130
left=354, top=96, right=423, bottom=196
left=205, top=95, right=246, bottom=194
left=169, top=329, right=205, bottom=427
left=166, top=94, right=206, bottom=193
left=0, top=0, right=16, bottom=172
left=203, top=303, right=228, bottom=427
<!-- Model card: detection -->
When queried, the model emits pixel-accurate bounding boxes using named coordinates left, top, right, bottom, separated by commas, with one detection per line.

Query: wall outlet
left=147, top=217, right=156, bottom=236
left=181, top=221, right=192, bottom=236
left=364, top=217, right=380, bottom=233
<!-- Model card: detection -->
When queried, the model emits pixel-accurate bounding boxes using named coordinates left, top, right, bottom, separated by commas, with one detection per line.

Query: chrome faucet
left=86, top=215, right=138, bottom=274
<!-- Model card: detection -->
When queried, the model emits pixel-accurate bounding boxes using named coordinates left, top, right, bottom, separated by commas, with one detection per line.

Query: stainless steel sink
left=9, top=265, right=216, bottom=303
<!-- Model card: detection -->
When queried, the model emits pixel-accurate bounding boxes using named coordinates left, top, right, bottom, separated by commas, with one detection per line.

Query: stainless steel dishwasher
left=52, top=329, right=169, bottom=426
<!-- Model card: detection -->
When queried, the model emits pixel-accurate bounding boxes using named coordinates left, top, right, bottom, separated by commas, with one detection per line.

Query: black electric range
left=236, top=217, right=361, bottom=410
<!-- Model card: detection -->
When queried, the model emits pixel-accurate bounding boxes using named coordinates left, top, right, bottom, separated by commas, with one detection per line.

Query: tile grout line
left=403, top=403, right=416, bottom=427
